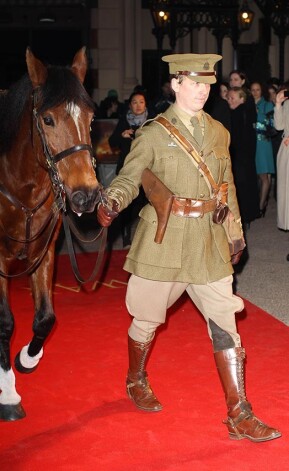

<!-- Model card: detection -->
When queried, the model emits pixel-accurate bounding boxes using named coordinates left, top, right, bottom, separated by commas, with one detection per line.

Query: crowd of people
left=207, top=71, right=289, bottom=251
left=206, top=72, right=282, bottom=267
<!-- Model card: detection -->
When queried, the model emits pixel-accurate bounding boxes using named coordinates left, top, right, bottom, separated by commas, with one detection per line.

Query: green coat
left=106, top=105, right=242, bottom=284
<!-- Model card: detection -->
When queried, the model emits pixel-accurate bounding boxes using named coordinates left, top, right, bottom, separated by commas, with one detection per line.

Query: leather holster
left=141, top=168, right=174, bottom=244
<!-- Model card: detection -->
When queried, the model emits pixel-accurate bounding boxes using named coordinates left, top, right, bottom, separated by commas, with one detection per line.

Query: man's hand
left=229, top=237, right=246, bottom=265
left=97, top=195, right=119, bottom=227
left=230, top=249, right=243, bottom=265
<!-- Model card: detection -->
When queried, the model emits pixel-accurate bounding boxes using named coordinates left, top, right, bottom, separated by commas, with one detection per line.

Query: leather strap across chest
left=154, top=115, right=220, bottom=196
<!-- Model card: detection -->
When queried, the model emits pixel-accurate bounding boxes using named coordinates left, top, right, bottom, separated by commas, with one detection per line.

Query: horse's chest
left=0, top=199, right=59, bottom=265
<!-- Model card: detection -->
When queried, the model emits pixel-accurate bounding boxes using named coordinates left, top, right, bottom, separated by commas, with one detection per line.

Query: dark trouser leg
left=211, top=320, right=281, bottom=442
left=126, top=335, right=162, bottom=412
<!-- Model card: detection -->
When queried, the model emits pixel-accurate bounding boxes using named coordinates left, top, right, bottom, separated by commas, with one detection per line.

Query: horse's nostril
left=70, top=188, right=99, bottom=212
left=71, top=191, right=87, bottom=209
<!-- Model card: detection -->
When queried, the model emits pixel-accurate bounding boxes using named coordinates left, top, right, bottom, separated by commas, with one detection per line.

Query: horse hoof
left=14, top=352, right=38, bottom=374
left=0, top=403, right=26, bottom=421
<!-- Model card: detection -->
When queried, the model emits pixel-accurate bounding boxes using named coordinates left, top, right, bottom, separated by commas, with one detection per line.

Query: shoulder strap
left=154, top=115, right=220, bottom=194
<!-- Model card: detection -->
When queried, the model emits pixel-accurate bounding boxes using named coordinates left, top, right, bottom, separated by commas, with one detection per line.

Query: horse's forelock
left=39, top=66, right=95, bottom=114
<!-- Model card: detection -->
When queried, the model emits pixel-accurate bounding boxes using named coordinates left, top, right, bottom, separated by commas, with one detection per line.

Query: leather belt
left=171, top=197, right=217, bottom=218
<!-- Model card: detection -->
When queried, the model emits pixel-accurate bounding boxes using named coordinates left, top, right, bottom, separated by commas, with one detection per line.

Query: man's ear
left=171, top=77, right=180, bottom=93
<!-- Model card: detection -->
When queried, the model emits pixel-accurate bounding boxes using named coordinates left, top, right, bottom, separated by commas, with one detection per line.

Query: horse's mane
left=0, top=75, right=32, bottom=155
left=0, top=64, right=95, bottom=155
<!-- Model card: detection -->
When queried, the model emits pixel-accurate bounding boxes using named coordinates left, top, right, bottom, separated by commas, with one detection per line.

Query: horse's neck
left=3, top=118, right=52, bottom=206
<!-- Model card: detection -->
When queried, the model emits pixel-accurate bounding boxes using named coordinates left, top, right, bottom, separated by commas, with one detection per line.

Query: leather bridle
left=32, top=88, right=96, bottom=213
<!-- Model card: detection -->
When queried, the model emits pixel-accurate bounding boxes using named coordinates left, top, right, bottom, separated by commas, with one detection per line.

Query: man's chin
left=196, top=99, right=207, bottom=106
left=193, top=103, right=206, bottom=111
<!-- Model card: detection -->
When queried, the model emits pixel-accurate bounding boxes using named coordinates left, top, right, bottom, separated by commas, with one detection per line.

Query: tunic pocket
left=128, top=216, right=183, bottom=268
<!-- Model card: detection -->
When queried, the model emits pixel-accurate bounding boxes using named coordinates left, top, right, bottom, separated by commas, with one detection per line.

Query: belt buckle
left=190, top=210, right=203, bottom=218
left=187, top=199, right=204, bottom=218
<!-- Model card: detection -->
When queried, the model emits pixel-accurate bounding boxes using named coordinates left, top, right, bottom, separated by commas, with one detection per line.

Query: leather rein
left=0, top=89, right=107, bottom=282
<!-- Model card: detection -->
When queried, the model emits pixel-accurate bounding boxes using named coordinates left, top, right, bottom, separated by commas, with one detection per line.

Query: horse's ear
left=26, top=47, right=48, bottom=88
left=71, top=47, right=87, bottom=84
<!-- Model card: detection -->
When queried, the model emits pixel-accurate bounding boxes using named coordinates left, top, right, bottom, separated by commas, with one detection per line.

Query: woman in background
left=229, top=69, right=256, bottom=119
left=250, top=82, right=275, bottom=216
left=274, top=86, right=289, bottom=232
left=109, top=91, right=154, bottom=247
left=229, top=70, right=252, bottom=101
left=210, top=81, right=231, bottom=131
left=268, top=83, right=282, bottom=199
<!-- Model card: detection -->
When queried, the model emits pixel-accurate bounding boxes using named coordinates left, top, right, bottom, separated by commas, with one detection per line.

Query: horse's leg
left=0, top=278, right=26, bottom=421
left=15, top=245, right=57, bottom=374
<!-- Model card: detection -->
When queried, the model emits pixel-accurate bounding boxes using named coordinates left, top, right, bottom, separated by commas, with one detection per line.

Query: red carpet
left=0, top=250, right=288, bottom=470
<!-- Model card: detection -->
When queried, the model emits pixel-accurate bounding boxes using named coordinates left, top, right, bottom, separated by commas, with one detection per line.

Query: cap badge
left=203, top=62, right=210, bottom=70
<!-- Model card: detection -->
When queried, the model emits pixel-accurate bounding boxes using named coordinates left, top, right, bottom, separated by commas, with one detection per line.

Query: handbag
left=264, top=110, right=278, bottom=139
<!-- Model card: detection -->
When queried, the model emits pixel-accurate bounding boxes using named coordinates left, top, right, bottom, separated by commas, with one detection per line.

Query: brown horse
left=0, top=48, right=101, bottom=421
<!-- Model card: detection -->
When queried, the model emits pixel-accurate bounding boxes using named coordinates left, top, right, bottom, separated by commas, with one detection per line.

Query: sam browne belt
left=142, top=168, right=229, bottom=243
left=171, top=196, right=217, bottom=218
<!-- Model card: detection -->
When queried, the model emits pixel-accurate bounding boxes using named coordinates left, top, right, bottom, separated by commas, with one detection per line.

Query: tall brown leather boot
left=214, top=347, right=281, bottom=442
left=126, top=335, right=162, bottom=412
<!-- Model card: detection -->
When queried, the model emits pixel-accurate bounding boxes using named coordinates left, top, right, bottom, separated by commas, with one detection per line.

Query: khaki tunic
left=106, top=105, right=242, bottom=284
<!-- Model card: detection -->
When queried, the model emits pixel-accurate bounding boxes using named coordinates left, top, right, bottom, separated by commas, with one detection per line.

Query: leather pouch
left=222, top=210, right=246, bottom=262
left=212, top=182, right=229, bottom=224
left=212, top=204, right=229, bottom=224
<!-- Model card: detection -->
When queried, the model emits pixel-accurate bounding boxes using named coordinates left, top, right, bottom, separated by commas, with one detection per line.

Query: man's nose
left=199, top=83, right=209, bottom=92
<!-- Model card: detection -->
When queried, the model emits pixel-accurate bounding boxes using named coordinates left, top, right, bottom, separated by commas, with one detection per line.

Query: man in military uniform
left=97, top=54, right=281, bottom=442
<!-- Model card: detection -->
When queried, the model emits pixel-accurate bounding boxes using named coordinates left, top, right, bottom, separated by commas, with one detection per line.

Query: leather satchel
left=222, top=210, right=246, bottom=264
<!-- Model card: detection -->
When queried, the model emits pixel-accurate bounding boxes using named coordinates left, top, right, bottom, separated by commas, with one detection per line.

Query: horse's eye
left=43, top=116, right=54, bottom=126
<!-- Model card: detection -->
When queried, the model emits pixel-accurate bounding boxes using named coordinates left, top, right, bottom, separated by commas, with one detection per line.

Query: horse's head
left=26, top=47, right=101, bottom=215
